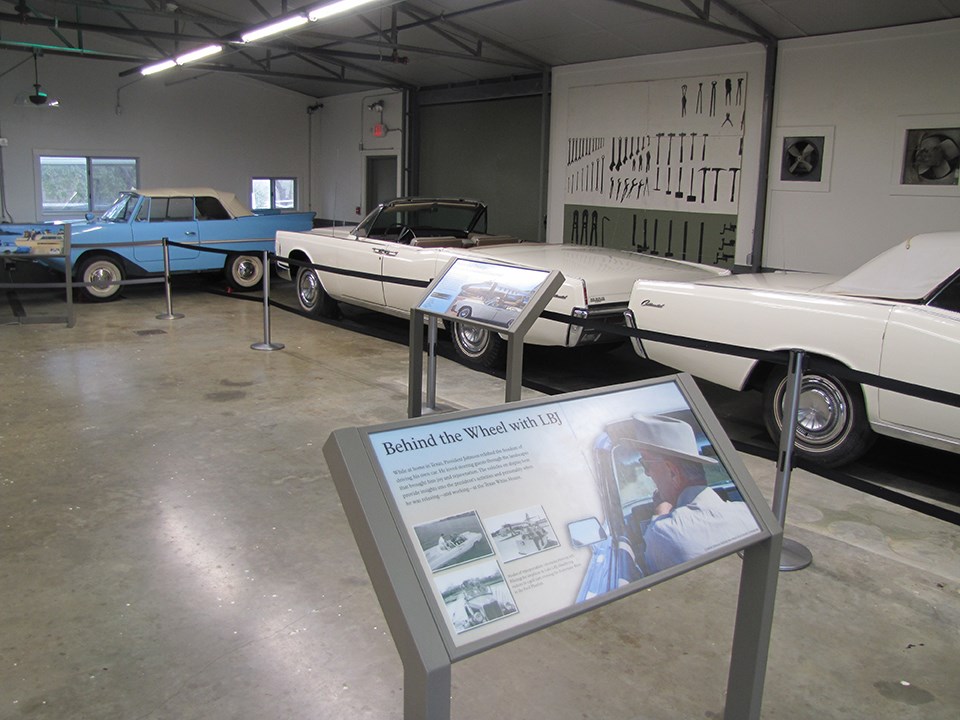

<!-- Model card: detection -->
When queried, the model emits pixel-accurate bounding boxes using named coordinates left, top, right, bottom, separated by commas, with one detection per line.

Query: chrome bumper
left=568, top=303, right=629, bottom=346
left=622, top=309, right=648, bottom=358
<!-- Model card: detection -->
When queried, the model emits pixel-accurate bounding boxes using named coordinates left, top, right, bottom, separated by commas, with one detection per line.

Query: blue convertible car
left=0, top=187, right=315, bottom=301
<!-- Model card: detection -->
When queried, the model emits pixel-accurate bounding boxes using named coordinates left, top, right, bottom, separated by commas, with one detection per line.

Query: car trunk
left=471, top=243, right=729, bottom=306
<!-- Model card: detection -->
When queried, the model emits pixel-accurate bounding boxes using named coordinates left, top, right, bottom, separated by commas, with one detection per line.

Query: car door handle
left=184, top=231, right=196, bottom=236
left=374, top=247, right=397, bottom=256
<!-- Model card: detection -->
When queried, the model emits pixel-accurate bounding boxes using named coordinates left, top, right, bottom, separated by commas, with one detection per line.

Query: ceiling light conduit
left=141, top=43, right=223, bottom=75
left=137, top=0, right=384, bottom=77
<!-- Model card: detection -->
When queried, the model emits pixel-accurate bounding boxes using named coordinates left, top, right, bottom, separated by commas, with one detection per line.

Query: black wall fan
left=912, top=133, right=960, bottom=182
left=784, top=139, right=819, bottom=175
left=779, top=136, right=824, bottom=182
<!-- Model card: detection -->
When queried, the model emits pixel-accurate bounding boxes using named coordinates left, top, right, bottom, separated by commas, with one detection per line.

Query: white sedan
left=275, top=198, right=729, bottom=367
left=625, top=232, right=960, bottom=466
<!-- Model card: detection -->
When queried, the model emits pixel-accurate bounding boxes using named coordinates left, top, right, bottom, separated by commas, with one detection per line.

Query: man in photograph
left=630, top=415, right=759, bottom=573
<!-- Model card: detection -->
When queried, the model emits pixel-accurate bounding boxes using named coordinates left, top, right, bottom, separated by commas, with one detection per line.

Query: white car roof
left=824, top=231, right=960, bottom=300
left=133, top=187, right=254, bottom=218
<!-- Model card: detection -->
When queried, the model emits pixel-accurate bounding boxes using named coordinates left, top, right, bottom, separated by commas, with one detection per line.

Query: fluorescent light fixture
left=176, top=44, right=223, bottom=65
left=308, top=0, right=379, bottom=22
left=141, top=59, right=177, bottom=76
left=241, top=14, right=308, bottom=43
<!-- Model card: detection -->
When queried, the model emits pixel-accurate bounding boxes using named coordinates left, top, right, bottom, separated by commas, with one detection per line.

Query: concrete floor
left=2, top=283, right=959, bottom=720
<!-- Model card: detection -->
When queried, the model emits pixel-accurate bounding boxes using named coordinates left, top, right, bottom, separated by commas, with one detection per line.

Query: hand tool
left=729, top=167, right=741, bottom=202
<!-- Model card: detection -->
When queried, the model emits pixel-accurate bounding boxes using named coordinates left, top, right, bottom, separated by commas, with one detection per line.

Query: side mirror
left=84, top=212, right=95, bottom=221
left=568, top=517, right=607, bottom=549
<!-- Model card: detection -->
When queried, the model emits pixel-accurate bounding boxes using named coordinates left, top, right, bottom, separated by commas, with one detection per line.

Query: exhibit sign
left=416, top=256, right=554, bottom=333
left=351, top=375, right=774, bottom=656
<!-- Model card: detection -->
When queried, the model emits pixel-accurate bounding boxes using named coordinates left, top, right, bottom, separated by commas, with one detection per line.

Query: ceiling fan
left=14, top=50, right=60, bottom=108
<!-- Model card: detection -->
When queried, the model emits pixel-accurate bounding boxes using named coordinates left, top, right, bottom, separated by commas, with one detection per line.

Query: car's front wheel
left=762, top=365, right=875, bottom=467
left=77, top=255, right=124, bottom=302
left=451, top=321, right=506, bottom=368
left=225, top=253, right=264, bottom=291
left=296, top=266, right=339, bottom=318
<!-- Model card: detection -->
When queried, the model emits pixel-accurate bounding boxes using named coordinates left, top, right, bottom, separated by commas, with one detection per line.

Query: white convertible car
left=625, top=232, right=960, bottom=466
left=275, top=198, right=729, bottom=366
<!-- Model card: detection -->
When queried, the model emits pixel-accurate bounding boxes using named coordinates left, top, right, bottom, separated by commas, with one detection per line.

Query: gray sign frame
left=408, top=257, right=564, bottom=415
left=324, top=375, right=783, bottom=719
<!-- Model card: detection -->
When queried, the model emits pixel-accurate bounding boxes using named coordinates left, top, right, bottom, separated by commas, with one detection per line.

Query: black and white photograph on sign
left=900, top=128, right=960, bottom=185
left=435, top=559, right=518, bottom=634
left=416, top=257, right=549, bottom=323
left=370, top=378, right=764, bottom=646
left=414, top=510, right=494, bottom=572
left=485, top=505, right=559, bottom=563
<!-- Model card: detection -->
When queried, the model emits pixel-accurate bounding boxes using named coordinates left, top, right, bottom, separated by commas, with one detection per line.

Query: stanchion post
left=156, top=237, right=184, bottom=320
left=771, top=348, right=812, bottom=571
left=64, top=223, right=75, bottom=327
left=251, top=251, right=284, bottom=351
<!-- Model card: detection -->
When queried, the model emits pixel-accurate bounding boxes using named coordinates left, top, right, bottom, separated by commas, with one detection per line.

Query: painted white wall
left=548, top=44, right=768, bottom=265
left=0, top=51, right=319, bottom=222
left=765, top=19, right=960, bottom=273
left=308, top=88, right=403, bottom=225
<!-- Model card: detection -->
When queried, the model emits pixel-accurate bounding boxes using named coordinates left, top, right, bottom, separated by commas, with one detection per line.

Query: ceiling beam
left=605, top=0, right=770, bottom=44
left=709, top=0, right=777, bottom=42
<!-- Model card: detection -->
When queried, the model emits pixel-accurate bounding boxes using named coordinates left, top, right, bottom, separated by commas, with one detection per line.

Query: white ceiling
left=1, top=0, right=959, bottom=98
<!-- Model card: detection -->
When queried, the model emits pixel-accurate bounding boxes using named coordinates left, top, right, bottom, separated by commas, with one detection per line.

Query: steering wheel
left=386, top=224, right=415, bottom=244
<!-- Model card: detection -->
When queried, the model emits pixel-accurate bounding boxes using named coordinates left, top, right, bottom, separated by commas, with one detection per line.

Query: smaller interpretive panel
left=416, top=257, right=552, bottom=333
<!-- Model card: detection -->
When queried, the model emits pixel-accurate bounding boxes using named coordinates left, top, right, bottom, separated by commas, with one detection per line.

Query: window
left=39, top=155, right=139, bottom=216
left=930, top=273, right=960, bottom=314
left=145, top=197, right=195, bottom=222
left=252, top=177, right=296, bottom=210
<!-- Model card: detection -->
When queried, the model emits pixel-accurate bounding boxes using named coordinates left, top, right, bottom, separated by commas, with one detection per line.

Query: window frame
left=251, top=176, right=298, bottom=211
left=35, top=152, right=140, bottom=220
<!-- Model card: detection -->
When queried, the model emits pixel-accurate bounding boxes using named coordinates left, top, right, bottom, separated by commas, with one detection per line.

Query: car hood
left=470, top=244, right=729, bottom=304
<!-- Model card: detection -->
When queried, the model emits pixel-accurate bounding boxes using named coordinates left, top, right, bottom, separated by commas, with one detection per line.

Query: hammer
left=729, top=167, right=741, bottom=202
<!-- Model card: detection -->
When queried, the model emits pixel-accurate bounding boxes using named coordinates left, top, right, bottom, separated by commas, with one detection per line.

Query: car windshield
left=359, top=201, right=486, bottom=239
left=99, top=192, right=140, bottom=223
